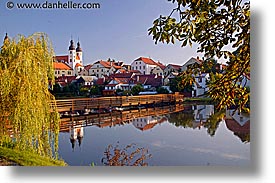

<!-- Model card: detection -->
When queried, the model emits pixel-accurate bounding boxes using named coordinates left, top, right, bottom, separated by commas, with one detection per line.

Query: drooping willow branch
left=0, top=33, right=60, bottom=158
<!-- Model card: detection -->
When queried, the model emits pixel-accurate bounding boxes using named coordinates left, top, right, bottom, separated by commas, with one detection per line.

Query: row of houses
left=53, top=40, right=206, bottom=84
left=53, top=56, right=201, bottom=95
left=53, top=39, right=250, bottom=97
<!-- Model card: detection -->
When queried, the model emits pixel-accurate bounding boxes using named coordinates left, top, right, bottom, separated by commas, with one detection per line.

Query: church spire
left=76, top=41, right=82, bottom=52
left=69, top=39, right=75, bottom=50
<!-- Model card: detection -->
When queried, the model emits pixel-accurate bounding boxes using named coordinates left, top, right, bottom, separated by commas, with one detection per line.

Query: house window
left=140, top=66, right=141, bottom=70
left=102, top=69, right=103, bottom=72
left=68, top=71, right=71, bottom=75
left=70, top=51, right=72, bottom=54
left=58, top=71, right=60, bottom=74
left=136, top=66, right=138, bottom=70
left=70, top=59, right=72, bottom=62
left=143, top=66, right=145, bottom=69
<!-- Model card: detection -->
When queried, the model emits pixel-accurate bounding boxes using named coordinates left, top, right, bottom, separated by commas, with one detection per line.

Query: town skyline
left=0, top=0, right=204, bottom=66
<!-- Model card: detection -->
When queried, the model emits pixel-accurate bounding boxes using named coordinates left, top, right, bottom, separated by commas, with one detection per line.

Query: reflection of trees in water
left=167, top=108, right=226, bottom=137
left=167, top=111, right=194, bottom=128
left=101, top=142, right=152, bottom=166
left=234, top=132, right=250, bottom=143
left=203, top=111, right=225, bottom=137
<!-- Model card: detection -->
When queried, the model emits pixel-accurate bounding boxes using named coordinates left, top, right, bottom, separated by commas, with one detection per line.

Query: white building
left=151, top=65, right=165, bottom=77
left=131, top=57, right=165, bottom=75
left=192, top=105, right=215, bottom=123
left=132, top=116, right=167, bottom=131
left=192, top=73, right=210, bottom=97
left=181, top=57, right=203, bottom=71
left=89, top=60, right=122, bottom=78
left=68, top=39, right=84, bottom=75
left=164, top=64, right=182, bottom=77
left=54, top=39, right=84, bottom=76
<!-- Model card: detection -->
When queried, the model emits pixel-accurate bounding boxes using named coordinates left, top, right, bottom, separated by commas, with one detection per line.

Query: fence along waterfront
left=53, top=93, right=184, bottom=113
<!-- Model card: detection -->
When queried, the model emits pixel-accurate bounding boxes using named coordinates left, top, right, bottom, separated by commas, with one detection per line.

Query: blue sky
left=0, top=0, right=202, bottom=65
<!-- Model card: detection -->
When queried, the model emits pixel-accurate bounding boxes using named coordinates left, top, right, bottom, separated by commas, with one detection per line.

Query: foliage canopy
left=149, top=0, right=250, bottom=112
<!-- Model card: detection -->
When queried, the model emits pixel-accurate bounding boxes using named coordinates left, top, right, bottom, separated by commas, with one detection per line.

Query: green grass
left=183, top=97, right=213, bottom=102
left=0, top=146, right=67, bottom=166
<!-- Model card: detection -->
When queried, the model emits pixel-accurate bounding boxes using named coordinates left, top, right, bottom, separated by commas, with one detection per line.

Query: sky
left=0, top=0, right=202, bottom=66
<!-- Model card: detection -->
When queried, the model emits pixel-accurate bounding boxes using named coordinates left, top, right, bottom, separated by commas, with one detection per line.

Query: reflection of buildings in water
left=226, top=109, right=250, bottom=126
left=70, top=126, right=84, bottom=150
left=132, top=116, right=167, bottom=131
left=192, top=120, right=204, bottom=130
left=225, top=110, right=250, bottom=143
left=192, top=105, right=215, bottom=123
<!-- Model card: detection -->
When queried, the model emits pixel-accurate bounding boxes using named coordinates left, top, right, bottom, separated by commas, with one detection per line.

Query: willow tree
left=0, top=33, right=60, bottom=158
left=148, top=0, right=250, bottom=112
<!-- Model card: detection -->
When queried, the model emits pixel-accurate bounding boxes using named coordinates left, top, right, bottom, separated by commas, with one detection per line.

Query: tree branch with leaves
left=148, top=0, right=250, bottom=112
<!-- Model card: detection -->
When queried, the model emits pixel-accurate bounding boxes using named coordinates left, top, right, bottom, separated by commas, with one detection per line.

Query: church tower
left=76, top=41, right=83, bottom=65
left=68, top=39, right=83, bottom=76
left=68, top=39, right=76, bottom=69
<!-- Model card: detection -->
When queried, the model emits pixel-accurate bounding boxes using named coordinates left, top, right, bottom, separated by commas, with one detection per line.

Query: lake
left=58, top=104, right=250, bottom=166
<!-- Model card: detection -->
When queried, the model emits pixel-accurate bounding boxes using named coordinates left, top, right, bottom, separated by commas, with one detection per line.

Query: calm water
left=58, top=105, right=250, bottom=166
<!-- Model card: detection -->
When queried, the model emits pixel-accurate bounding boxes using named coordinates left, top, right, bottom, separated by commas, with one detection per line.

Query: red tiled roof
left=117, top=69, right=127, bottom=73
left=53, top=62, right=72, bottom=70
left=129, top=70, right=142, bottom=74
left=106, top=84, right=117, bottom=87
left=132, top=74, right=162, bottom=87
left=137, top=123, right=157, bottom=131
left=113, top=77, right=132, bottom=84
left=96, top=78, right=105, bottom=85
left=75, top=63, right=82, bottom=67
left=95, top=60, right=123, bottom=69
left=109, top=73, right=133, bottom=79
left=156, top=62, right=166, bottom=70
left=135, top=57, right=165, bottom=69
left=55, top=76, right=76, bottom=86
left=168, top=64, right=182, bottom=70
left=135, top=57, right=157, bottom=65
left=225, top=119, right=250, bottom=134
left=98, top=60, right=111, bottom=68
left=54, top=55, right=68, bottom=63
left=84, top=64, right=93, bottom=71
left=225, top=119, right=250, bottom=142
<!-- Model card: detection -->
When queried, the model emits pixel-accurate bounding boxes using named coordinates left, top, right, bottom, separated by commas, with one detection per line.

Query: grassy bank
left=0, top=146, right=67, bottom=166
left=183, top=97, right=213, bottom=103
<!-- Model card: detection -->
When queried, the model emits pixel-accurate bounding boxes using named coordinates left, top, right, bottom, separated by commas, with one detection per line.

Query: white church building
left=54, top=39, right=84, bottom=76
